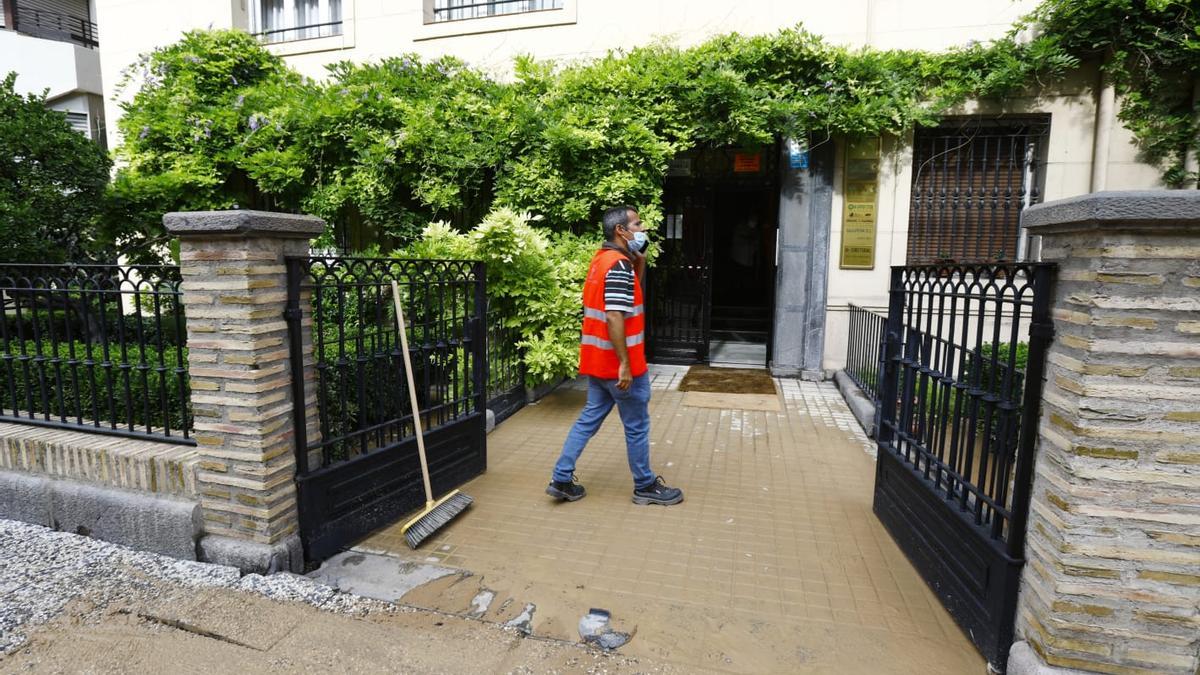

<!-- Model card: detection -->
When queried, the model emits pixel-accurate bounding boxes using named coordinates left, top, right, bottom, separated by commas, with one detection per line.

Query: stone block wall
left=1012, top=191, right=1200, bottom=675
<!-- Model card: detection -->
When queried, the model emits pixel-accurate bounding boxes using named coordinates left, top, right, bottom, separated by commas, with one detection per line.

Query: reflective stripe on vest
left=583, top=305, right=644, bottom=322
left=580, top=332, right=646, bottom=350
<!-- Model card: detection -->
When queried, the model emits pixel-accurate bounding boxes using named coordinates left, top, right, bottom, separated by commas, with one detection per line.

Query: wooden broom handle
left=392, top=281, right=434, bottom=504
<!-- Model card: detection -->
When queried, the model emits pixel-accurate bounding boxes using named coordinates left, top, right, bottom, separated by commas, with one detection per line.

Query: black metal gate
left=485, top=310, right=525, bottom=425
left=285, top=257, right=487, bottom=561
left=873, top=263, right=1054, bottom=672
left=648, top=184, right=713, bottom=363
left=646, top=256, right=711, bottom=364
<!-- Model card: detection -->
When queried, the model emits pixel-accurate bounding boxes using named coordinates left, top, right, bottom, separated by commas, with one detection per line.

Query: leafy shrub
left=400, top=207, right=599, bottom=386
left=0, top=75, right=113, bottom=263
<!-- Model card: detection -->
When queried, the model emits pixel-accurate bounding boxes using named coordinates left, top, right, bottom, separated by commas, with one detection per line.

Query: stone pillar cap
left=1023, top=190, right=1200, bottom=233
left=163, top=209, right=325, bottom=239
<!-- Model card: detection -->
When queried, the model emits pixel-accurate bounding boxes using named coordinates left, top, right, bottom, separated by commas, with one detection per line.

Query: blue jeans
left=552, top=374, right=655, bottom=490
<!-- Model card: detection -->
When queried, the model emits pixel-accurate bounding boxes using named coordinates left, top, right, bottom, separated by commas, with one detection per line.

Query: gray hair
left=602, top=205, right=636, bottom=240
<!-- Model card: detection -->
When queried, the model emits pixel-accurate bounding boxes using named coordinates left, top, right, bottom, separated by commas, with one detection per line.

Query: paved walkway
left=360, top=367, right=985, bottom=674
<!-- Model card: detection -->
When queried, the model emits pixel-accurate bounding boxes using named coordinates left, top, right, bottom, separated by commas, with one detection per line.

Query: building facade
left=92, top=0, right=1169, bottom=376
left=1, top=0, right=105, bottom=146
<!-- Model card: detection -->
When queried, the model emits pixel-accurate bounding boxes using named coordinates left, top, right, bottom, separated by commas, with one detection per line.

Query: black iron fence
left=873, top=262, right=1054, bottom=670
left=14, top=6, right=99, bottom=48
left=485, top=311, right=525, bottom=424
left=284, top=256, right=488, bottom=559
left=0, top=264, right=191, bottom=444
left=844, top=304, right=886, bottom=401
left=286, top=257, right=487, bottom=472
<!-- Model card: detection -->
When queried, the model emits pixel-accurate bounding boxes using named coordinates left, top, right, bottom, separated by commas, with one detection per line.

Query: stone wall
left=1011, top=191, right=1200, bottom=675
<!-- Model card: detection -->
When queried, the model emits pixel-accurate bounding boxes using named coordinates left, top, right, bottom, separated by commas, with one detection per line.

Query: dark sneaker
left=633, top=476, right=683, bottom=506
left=546, top=475, right=586, bottom=502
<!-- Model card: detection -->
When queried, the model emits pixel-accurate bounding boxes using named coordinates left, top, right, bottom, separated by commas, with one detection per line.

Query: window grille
left=907, top=117, right=1049, bottom=264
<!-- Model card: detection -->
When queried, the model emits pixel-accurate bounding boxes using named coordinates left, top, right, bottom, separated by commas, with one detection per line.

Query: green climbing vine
left=106, top=0, right=1198, bottom=260
left=1017, top=0, right=1200, bottom=186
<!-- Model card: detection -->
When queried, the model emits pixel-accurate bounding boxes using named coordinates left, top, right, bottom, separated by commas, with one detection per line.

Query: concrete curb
left=198, top=533, right=304, bottom=575
left=0, top=469, right=201, bottom=560
left=833, top=370, right=876, bottom=438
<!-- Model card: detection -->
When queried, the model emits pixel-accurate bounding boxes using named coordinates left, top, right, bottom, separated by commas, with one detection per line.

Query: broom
left=392, top=280, right=473, bottom=548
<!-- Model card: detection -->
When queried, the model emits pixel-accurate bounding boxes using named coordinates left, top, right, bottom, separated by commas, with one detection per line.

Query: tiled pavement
left=360, top=366, right=983, bottom=674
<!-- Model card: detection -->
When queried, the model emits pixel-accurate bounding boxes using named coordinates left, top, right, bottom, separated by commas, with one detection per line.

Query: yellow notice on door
left=840, top=137, right=880, bottom=269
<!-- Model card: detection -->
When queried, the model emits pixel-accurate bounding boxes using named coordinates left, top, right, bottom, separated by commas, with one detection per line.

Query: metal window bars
left=431, top=0, right=563, bottom=23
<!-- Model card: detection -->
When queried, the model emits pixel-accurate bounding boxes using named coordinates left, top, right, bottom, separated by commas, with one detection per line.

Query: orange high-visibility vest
left=578, top=248, right=647, bottom=379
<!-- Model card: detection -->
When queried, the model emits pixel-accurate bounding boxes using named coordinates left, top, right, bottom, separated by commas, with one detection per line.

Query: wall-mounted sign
left=840, top=137, right=880, bottom=270
left=787, top=138, right=809, bottom=170
left=733, top=152, right=762, bottom=173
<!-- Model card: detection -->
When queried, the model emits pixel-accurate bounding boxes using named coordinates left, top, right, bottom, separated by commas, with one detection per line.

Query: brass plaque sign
left=840, top=137, right=880, bottom=269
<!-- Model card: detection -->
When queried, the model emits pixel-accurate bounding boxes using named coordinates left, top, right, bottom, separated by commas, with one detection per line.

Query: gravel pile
left=0, top=519, right=387, bottom=655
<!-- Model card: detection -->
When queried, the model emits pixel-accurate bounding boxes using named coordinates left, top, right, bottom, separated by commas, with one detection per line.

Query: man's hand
left=607, top=309, right=632, bottom=390
left=630, top=249, right=646, bottom=285
left=617, top=362, right=632, bottom=390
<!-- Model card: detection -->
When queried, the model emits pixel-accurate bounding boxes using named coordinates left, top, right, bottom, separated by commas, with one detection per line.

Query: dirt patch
left=0, top=583, right=691, bottom=674
left=677, top=365, right=777, bottom=395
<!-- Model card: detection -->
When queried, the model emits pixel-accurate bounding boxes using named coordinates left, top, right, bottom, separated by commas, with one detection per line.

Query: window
left=430, top=0, right=562, bottom=23
left=63, top=111, right=89, bottom=136
left=250, top=0, right=342, bottom=43
left=907, top=117, right=1049, bottom=265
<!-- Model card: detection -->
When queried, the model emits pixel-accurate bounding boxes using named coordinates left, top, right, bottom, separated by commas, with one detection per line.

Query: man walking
left=546, top=206, right=684, bottom=506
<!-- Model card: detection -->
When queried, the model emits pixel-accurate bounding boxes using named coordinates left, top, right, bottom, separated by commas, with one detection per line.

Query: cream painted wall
left=88, top=0, right=1170, bottom=374
left=0, top=29, right=102, bottom=99
left=818, top=66, right=1167, bottom=372
left=274, top=0, right=1040, bottom=79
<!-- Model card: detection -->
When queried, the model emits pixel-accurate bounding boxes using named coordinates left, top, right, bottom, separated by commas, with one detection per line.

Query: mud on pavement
left=0, top=519, right=693, bottom=674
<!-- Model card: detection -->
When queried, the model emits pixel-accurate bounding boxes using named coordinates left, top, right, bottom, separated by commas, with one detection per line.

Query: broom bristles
left=403, top=491, right=474, bottom=549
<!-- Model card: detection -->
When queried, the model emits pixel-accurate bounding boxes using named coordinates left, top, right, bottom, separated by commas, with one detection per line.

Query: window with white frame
left=250, top=0, right=342, bottom=43
left=430, top=0, right=562, bottom=23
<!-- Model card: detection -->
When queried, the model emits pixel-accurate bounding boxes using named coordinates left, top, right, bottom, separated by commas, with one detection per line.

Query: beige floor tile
left=361, top=378, right=984, bottom=674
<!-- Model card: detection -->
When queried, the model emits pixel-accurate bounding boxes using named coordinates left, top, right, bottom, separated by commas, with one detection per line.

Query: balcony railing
left=13, top=6, right=98, bottom=49
left=431, top=0, right=563, bottom=23
left=253, top=20, right=342, bottom=44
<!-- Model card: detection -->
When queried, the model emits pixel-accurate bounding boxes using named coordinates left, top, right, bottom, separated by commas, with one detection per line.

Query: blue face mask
left=625, top=230, right=649, bottom=253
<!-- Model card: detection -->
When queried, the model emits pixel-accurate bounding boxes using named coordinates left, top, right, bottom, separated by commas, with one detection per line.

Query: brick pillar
left=164, top=210, right=324, bottom=573
left=1009, top=191, right=1200, bottom=675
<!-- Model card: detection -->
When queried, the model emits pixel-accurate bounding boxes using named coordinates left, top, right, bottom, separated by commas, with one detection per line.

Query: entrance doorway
left=709, top=186, right=776, bottom=365
left=648, top=145, right=779, bottom=367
